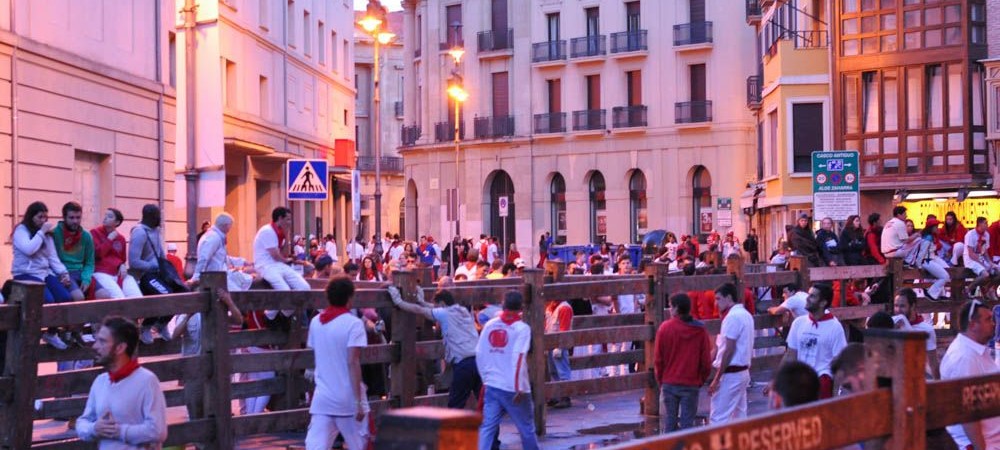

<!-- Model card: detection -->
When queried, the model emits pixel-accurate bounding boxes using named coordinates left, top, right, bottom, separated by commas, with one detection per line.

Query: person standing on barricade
left=708, top=282, right=754, bottom=424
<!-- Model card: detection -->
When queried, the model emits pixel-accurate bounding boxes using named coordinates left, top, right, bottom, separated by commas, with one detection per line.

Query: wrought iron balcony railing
left=610, top=30, right=648, bottom=53
left=673, top=22, right=713, bottom=46
left=675, top=101, right=713, bottom=124
left=532, top=40, right=567, bottom=62
left=473, top=115, right=515, bottom=139
left=572, top=109, right=606, bottom=131
left=612, top=105, right=648, bottom=128
left=533, top=112, right=567, bottom=134
left=570, top=35, right=607, bottom=58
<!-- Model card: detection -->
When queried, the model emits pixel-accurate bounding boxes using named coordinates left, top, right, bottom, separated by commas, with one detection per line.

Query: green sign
left=811, top=151, right=859, bottom=221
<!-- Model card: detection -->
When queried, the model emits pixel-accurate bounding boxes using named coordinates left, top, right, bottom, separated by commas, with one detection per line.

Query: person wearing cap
left=904, top=219, right=949, bottom=301
left=165, top=242, right=186, bottom=283
left=513, top=258, right=526, bottom=276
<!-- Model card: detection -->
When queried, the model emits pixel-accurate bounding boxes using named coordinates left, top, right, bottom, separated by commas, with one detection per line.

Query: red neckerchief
left=911, top=315, right=924, bottom=325
left=271, top=222, right=286, bottom=248
left=319, top=306, right=351, bottom=324
left=810, top=312, right=835, bottom=328
left=500, top=311, right=521, bottom=325
left=108, top=359, right=141, bottom=383
left=61, top=223, right=82, bottom=251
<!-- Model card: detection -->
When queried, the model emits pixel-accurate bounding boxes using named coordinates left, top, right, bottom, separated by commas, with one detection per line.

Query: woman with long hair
left=839, top=215, right=866, bottom=266
left=507, top=242, right=520, bottom=263
left=358, top=255, right=383, bottom=281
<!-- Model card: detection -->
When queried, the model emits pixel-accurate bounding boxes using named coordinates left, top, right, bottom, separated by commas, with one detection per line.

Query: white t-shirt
left=253, top=225, right=282, bottom=271
left=964, top=228, right=990, bottom=262
left=487, top=243, right=499, bottom=264
left=324, top=241, right=339, bottom=262
left=347, top=242, right=366, bottom=261
left=454, top=263, right=477, bottom=281
left=881, top=217, right=909, bottom=255
left=779, top=291, right=809, bottom=318
left=476, top=316, right=532, bottom=393
left=911, top=319, right=937, bottom=352
left=713, top=304, right=754, bottom=368
left=307, top=313, right=370, bottom=416
left=616, top=294, right=637, bottom=314
left=941, top=333, right=1000, bottom=448
left=389, top=244, right=405, bottom=263
left=786, top=313, right=847, bottom=377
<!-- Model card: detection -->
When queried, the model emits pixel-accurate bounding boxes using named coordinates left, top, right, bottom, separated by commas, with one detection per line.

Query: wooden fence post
left=788, top=256, right=810, bottom=289
left=390, top=270, right=418, bottom=408
left=864, top=328, right=928, bottom=450
left=886, top=258, right=904, bottom=298
left=522, top=268, right=547, bottom=436
left=413, top=266, right=438, bottom=393
left=0, top=281, right=44, bottom=450
left=726, top=255, right=745, bottom=305
left=199, top=272, right=233, bottom=450
left=544, top=260, right=566, bottom=282
left=640, top=262, right=669, bottom=416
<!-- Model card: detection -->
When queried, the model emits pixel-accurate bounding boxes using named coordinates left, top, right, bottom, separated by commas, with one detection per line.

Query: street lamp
left=359, top=0, right=395, bottom=257
left=446, top=22, right=466, bottom=241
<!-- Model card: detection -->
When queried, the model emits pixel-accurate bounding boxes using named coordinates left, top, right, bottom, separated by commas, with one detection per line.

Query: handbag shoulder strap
left=142, top=227, right=162, bottom=259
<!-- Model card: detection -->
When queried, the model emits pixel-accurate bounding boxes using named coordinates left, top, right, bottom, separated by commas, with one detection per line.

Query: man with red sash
left=253, top=207, right=308, bottom=317
left=893, top=288, right=940, bottom=379
left=783, top=283, right=847, bottom=399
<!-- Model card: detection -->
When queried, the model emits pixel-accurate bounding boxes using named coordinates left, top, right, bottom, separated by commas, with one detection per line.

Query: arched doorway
left=486, top=170, right=515, bottom=254
left=405, top=180, right=418, bottom=240
left=692, top=166, right=712, bottom=239
left=399, top=198, right=406, bottom=241
left=629, top=170, right=647, bottom=244
left=550, top=173, right=567, bottom=245
left=589, top=171, right=607, bottom=244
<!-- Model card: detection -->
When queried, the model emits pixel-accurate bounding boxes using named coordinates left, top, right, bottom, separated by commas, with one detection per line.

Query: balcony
left=610, top=30, right=648, bottom=55
left=532, top=40, right=567, bottom=64
left=401, top=125, right=420, bottom=147
left=434, top=121, right=466, bottom=142
left=357, top=156, right=404, bottom=174
left=612, top=105, right=647, bottom=128
left=394, top=101, right=404, bottom=118
left=533, top=112, right=566, bottom=134
left=572, top=109, right=606, bottom=132
left=673, top=22, right=713, bottom=48
left=675, top=101, right=713, bottom=124
left=746, top=0, right=762, bottom=25
left=477, top=29, right=513, bottom=55
left=570, top=35, right=607, bottom=59
left=746, top=75, right=762, bottom=110
left=439, top=38, right=464, bottom=51
left=473, top=115, right=515, bottom=139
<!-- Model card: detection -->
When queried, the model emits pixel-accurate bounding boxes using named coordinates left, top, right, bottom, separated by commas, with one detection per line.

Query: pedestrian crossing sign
left=287, top=159, right=328, bottom=200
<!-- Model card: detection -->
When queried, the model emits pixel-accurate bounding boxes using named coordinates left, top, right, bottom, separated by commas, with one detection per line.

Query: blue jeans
left=547, top=349, right=571, bottom=381
left=478, top=386, right=538, bottom=450
left=13, top=274, right=72, bottom=304
left=448, top=356, right=482, bottom=409
left=661, top=384, right=700, bottom=431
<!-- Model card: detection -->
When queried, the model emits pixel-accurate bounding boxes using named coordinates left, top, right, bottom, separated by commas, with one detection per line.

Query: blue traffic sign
left=287, top=159, right=328, bottom=200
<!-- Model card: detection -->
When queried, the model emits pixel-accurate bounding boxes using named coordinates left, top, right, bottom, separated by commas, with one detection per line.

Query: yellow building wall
left=900, top=198, right=1000, bottom=230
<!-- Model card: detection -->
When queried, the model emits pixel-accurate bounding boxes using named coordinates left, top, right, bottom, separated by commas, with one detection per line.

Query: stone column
left=402, top=0, right=418, bottom=139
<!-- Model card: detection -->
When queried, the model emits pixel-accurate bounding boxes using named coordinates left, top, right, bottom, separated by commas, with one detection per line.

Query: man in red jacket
left=654, top=293, right=712, bottom=431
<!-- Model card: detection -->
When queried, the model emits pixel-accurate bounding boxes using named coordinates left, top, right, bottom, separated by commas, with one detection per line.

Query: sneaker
left=139, top=327, right=155, bottom=345
left=42, top=331, right=69, bottom=350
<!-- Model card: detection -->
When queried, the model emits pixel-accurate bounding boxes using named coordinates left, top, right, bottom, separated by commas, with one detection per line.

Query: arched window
left=692, top=167, right=712, bottom=238
left=589, top=171, right=607, bottom=244
left=629, top=170, right=647, bottom=244
left=551, top=174, right=567, bottom=245
left=488, top=170, right=515, bottom=252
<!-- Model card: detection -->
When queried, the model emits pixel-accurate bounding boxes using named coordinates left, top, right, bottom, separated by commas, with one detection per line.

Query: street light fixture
left=446, top=22, right=466, bottom=242
left=358, top=0, right=394, bottom=257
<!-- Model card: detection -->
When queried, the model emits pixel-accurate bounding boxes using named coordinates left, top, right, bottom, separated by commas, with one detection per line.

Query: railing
left=572, top=109, right=606, bottom=131
left=673, top=22, right=714, bottom=46
left=612, top=105, right=648, bottom=128
left=533, top=112, right=567, bottom=134
left=438, top=38, right=464, bottom=51
left=746, top=0, right=762, bottom=20
left=794, top=29, right=829, bottom=48
left=434, top=121, right=465, bottom=142
left=472, top=115, right=515, bottom=139
left=401, top=124, right=420, bottom=146
left=393, top=101, right=403, bottom=118
left=531, top=40, right=567, bottom=62
left=477, top=29, right=513, bottom=53
left=356, top=155, right=404, bottom=173
left=746, top=75, right=763, bottom=109
left=569, top=35, right=607, bottom=58
left=610, top=30, right=648, bottom=53
left=675, top=100, right=713, bottom=124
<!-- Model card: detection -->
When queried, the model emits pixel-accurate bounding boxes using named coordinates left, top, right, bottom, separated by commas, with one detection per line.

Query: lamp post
left=446, top=22, right=467, bottom=240
left=359, top=1, right=395, bottom=257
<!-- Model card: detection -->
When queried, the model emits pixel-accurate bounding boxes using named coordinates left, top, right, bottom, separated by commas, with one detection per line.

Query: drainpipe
left=155, top=0, right=165, bottom=211
left=10, top=0, right=18, bottom=233
left=182, top=0, right=199, bottom=278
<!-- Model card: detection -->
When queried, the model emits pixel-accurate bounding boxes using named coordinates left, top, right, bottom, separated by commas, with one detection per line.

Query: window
left=689, top=0, right=705, bottom=22
left=585, top=7, right=600, bottom=36
left=768, top=109, right=778, bottom=176
left=586, top=74, right=601, bottom=109
left=445, top=4, right=462, bottom=46
left=168, top=32, right=176, bottom=88
left=416, top=15, right=423, bottom=48
left=303, top=10, right=311, bottom=56
left=792, top=103, right=824, bottom=173
left=318, top=21, right=325, bottom=65
left=224, top=59, right=237, bottom=108
left=690, top=64, right=706, bottom=102
left=547, top=79, right=561, bottom=113
left=551, top=174, right=566, bottom=244
left=629, top=170, right=647, bottom=244
left=287, top=0, right=295, bottom=48
left=491, top=72, right=509, bottom=117
left=343, top=40, right=349, bottom=77
left=692, top=167, right=711, bottom=237
left=589, top=171, right=607, bottom=244
left=259, top=75, right=269, bottom=119
left=546, top=13, right=560, bottom=41
left=861, top=71, right=879, bottom=132
left=626, top=2, right=640, bottom=32
left=926, top=64, right=943, bottom=128
left=331, top=31, right=338, bottom=73
left=626, top=70, right=642, bottom=106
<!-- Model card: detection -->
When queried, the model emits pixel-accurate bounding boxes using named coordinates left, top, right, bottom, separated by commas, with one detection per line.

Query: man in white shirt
left=487, top=237, right=500, bottom=265
left=190, top=213, right=233, bottom=284
left=346, top=237, right=366, bottom=265
left=708, top=283, right=754, bottom=424
left=893, top=288, right=940, bottom=379
left=305, top=276, right=370, bottom=450
left=768, top=282, right=810, bottom=340
left=476, top=291, right=538, bottom=450
left=783, top=283, right=848, bottom=399
left=964, top=216, right=999, bottom=297
left=881, top=205, right=917, bottom=258
left=941, top=300, right=1000, bottom=450
left=322, top=234, right=339, bottom=264
left=253, top=207, right=309, bottom=317
left=454, top=251, right=480, bottom=281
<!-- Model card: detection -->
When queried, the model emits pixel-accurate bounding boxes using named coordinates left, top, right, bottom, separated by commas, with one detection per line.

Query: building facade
left=355, top=10, right=407, bottom=241
left=176, top=0, right=357, bottom=260
left=986, top=0, right=1000, bottom=185
left=399, top=0, right=758, bottom=264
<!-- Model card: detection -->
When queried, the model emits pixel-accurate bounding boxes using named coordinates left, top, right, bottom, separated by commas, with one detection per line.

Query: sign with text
left=287, top=159, right=328, bottom=201
left=717, top=197, right=733, bottom=227
left=812, top=151, right=859, bottom=221
left=498, top=196, right=509, bottom=218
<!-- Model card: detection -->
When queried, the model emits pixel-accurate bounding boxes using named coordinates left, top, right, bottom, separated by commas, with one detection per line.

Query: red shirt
left=166, top=253, right=186, bottom=282
left=90, top=226, right=127, bottom=276
left=940, top=222, right=967, bottom=246
left=654, top=316, right=712, bottom=387
left=988, top=221, right=1000, bottom=259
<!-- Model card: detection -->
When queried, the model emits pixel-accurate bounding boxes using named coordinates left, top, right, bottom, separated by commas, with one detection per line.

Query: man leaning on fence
left=941, top=299, right=999, bottom=450
left=708, top=282, right=754, bottom=424
left=654, top=293, right=711, bottom=431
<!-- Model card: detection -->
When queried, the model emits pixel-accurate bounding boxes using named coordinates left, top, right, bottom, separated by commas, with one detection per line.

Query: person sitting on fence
left=964, top=216, right=1000, bottom=298
left=708, top=282, right=754, bottom=425
left=941, top=300, right=1000, bottom=450
left=477, top=290, right=539, bottom=450
left=52, top=202, right=92, bottom=305
left=769, top=360, right=819, bottom=410
left=892, top=288, right=940, bottom=379
left=903, top=218, right=950, bottom=302
left=789, top=214, right=824, bottom=268
left=91, top=208, right=143, bottom=301
left=655, top=293, right=711, bottom=432
left=940, top=211, right=967, bottom=266
left=253, top=207, right=308, bottom=319
left=782, top=283, right=848, bottom=399
left=545, top=296, right=574, bottom=409
left=881, top=206, right=919, bottom=260
left=303, top=275, right=371, bottom=450
left=12, top=201, right=77, bottom=349
left=388, top=286, right=482, bottom=409
left=129, top=204, right=182, bottom=344
left=76, top=316, right=167, bottom=449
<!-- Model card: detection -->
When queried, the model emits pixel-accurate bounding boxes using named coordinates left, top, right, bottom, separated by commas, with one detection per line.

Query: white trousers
left=259, top=263, right=309, bottom=319
left=920, top=257, right=950, bottom=298
left=710, top=370, right=750, bottom=424
left=239, top=346, right=274, bottom=414
left=305, top=413, right=369, bottom=450
left=951, top=243, right=965, bottom=265
left=92, top=272, right=142, bottom=299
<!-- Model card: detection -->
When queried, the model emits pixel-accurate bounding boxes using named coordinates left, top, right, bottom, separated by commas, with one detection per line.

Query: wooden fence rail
left=0, top=257, right=997, bottom=449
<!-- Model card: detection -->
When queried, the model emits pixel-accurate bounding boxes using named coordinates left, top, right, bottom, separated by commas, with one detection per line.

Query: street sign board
left=498, top=196, right=509, bottom=218
left=287, top=159, right=328, bottom=201
left=717, top=197, right=733, bottom=227
left=812, top=151, right=859, bottom=221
